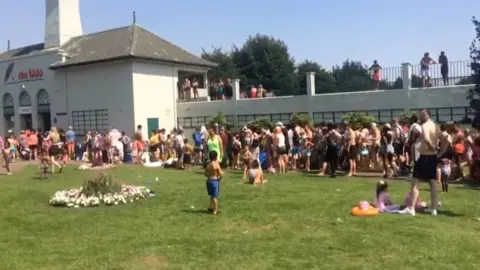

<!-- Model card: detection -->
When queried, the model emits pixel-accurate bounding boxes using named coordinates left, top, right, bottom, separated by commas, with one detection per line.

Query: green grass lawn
left=1, top=165, right=480, bottom=270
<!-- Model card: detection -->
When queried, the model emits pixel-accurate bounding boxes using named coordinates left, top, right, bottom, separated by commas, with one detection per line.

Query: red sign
left=18, top=68, right=43, bottom=81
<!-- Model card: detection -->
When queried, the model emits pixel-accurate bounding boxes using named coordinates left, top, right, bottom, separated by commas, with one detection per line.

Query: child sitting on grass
left=374, top=180, right=399, bottom=212
left=374, top=180, right=427, bottom=212
left=244, top=160, right=267, bottom=185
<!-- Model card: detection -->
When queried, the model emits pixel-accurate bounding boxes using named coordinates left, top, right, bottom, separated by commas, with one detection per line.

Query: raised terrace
left=177, top=62, right=475, bottom=130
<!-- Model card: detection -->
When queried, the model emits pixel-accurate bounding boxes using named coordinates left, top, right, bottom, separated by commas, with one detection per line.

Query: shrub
left=81, top=173, right=121, bottom=196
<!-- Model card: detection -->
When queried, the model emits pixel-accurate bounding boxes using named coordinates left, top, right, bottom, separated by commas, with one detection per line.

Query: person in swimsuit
left=247, top=160, right=267, bottom=185
left=369, top=60, right=382, bottom=90
left=204, top=151, right=223, bottom=215
left=1, top=136, right=12, bottom=175
left=399, top=109, right=448, bottom=216
left=240, top=145, right=252, bottom=181
left=319, top=123, right=342, bottom=177
left=345, top=122, right=358, bottom=176
left=420, top=52, right=436, bottom=88
left=182, top=138, right=193, bottom=171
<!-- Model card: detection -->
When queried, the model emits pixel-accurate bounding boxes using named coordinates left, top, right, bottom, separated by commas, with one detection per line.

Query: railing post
left=306, top=72, right=316, bottom=96
left=401, top=63, right=412, bottom=113
left=233, top=79, right=241, bottom=126
left=306, top=72, right=316, bottom=120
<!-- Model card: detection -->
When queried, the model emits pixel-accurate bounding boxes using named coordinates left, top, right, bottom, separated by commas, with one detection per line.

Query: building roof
left=0, top=25, right=217, bottom=69
left=0, top=43, right=46, bottom=61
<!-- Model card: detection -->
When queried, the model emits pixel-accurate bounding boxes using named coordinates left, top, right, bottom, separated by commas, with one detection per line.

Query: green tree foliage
left=201, top=33, right=439, bottom=96
left=342, top=112, right=376, bottom=129
left=247, top=118, right=274, bottom=131
left=201, top=47, right=241, bottom=81
left=468, top=17, right=480, bottom=126
left=297, top=60, right=336, bottom=94
left=290, top=113, right=313, bottom=128
left=208, top=112, right=228, bottom=128
left=231, top=34, right=299, bottom=96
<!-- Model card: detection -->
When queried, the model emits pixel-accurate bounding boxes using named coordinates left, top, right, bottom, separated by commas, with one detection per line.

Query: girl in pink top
left=374, top=180, right=399, bottom=212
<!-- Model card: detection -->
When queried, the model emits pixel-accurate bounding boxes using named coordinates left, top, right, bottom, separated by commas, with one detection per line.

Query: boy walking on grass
left=204, top=151, right=223, bottom=215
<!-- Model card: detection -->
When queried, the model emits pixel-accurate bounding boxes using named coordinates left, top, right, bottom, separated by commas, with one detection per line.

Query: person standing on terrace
left=369, top=60, right=382, bottom=90
left=438, top=51, right=449, bottom=85
left=420, top=52, right=436, bottom=88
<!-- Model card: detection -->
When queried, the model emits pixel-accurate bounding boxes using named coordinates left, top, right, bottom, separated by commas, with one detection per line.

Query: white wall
left=132, top=61, right=178, bottom=138
left=58, top=61, right=135, bottom=135
left=0, top=51, right=61, bottom=135
left=177, top=85, right=474, bottom=124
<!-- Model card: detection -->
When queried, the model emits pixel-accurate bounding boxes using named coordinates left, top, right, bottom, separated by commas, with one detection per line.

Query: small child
left=182, top=138, right=193, bottom=171
left=374, top=180, right=399, bottom=212
left=204, top=151, right=223, bottom=215
left=240, top=145, right=252, bottom=180
left=304, top=139, right=314, bottom=171
left=440, top=158, right=451, bottom=192
left=247, top=160, right=267, bottom=185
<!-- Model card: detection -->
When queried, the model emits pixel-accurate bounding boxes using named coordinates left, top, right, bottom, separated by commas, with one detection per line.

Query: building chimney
left=7, top=40, right=10, bottom=51
left=44, top=0, right=83, bottom=49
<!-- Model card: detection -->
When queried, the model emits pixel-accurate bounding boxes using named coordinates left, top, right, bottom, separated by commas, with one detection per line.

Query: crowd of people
left=1, top=107, right=476, bottom=215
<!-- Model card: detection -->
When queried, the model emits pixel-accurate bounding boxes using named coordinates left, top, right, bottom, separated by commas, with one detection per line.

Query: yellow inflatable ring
left=351, top=206, right=379, bottom=217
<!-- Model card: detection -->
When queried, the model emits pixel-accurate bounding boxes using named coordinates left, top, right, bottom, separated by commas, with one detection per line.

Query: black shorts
left=183, top=154, right=191, bottom=164
left=348, top=145, right=358, bottom=159
left=49, top=145, right=62, bottom=156
left=277, top=146, right=287, bottom=155
left=413, top=155, right=438, bottom=181
left=393, top=142, right=403, bottom=156
left=149, top=145, right=158, bottom=152
left=29, top=145, right=37, bottom=151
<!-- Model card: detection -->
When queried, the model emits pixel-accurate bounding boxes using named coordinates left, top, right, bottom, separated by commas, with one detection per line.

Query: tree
left=247, top=118, right=274, bottom=132
left=342, top=112, right=376, bottom=129
left=208, top=112, right=227, bottom=128
left=297, top=60, right=336, bottom=94
left=331, top=60, right=373, bottom=92
left=467, top=17, right=480, bottom=126
left=201, top=47, right=241, bottom=82
left=232, top=34, right=298, bottom=96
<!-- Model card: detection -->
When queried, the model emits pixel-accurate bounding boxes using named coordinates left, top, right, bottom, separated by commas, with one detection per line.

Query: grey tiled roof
left=0, top=25, right=217, bottom=69
left=52, top=25, right=217, bottom=69
left=0, top=43, right=45, bottom=61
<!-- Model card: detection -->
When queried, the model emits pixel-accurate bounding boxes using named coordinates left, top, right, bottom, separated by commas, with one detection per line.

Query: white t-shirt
left=409, top=123, right=422, bottom=143
left=287, top=129, right=294, bottom=146
left=175, top=134, right=184, bottom=148
left=276, top=133, right=286, bottom=148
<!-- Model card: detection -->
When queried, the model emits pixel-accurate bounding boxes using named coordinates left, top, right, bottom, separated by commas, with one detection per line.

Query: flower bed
left=49, top=173, right=153, bottom=208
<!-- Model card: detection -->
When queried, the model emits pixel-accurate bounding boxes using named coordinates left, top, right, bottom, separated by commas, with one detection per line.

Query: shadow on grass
left=180, top=209, right=212, bottom=215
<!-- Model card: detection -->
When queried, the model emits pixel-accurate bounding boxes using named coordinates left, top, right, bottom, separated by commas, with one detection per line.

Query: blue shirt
left=66, top=130, right=75, bottom=142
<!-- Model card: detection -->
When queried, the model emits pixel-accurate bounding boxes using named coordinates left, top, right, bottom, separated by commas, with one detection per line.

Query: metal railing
left=176, top=60, right=474, bottom=103
left=411, top=60, right=472, bottom=87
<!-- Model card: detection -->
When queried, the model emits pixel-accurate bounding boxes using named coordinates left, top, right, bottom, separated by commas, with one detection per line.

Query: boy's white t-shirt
left=175, top=134, right=184, bottom=148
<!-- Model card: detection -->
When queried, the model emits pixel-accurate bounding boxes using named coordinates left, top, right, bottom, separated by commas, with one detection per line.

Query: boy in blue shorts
left=204, top=151, right=223, bottom=215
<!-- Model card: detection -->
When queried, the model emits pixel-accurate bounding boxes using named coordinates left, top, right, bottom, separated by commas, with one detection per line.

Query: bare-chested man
left=399, top=109, right=448, bottom=216
left=370, top=123, right=381, bottom=170
left=345, top=122, right=358, bottom=176
left=204, top=150, right=223, bottom=215
left=319, top=123, right=342, bottom=177
left=158, top=129, right=166, bottom=161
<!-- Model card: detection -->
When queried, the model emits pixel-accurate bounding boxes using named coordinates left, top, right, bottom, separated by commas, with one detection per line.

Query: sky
left=0, top=0, right=479, bottom=69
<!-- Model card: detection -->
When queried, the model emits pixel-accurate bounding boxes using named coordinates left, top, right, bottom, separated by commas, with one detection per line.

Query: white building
left=0, top=0, right=216, bottom=137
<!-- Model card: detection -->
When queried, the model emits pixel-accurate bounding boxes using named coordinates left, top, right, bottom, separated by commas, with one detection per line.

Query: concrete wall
left=132, top=61, right=177, bottom=138
left=57, top=60, right=135, bottom=136
left=177, top=85, right=473, bottom=125
left=0, top=51, right=61, bottom=135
